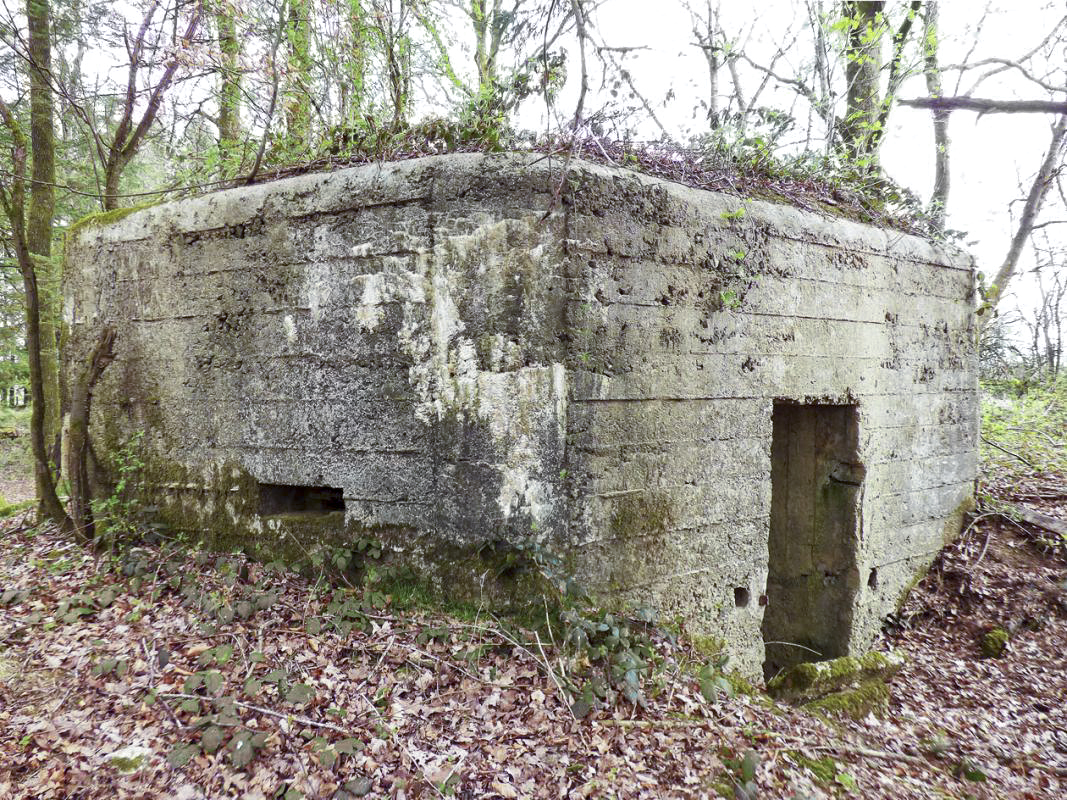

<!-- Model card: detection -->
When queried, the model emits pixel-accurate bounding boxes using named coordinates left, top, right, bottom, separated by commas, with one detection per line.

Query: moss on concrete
left=941, top=495, right=977, bottom=546
left=610, top=493, right=672, bottom=541
left=66, top=201, right=161, bottom=240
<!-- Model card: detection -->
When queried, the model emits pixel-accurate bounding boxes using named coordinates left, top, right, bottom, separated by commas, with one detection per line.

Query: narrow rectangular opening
left=258, top=483, right=345, bottom=516
left=761, top=402, right=864, bottom=680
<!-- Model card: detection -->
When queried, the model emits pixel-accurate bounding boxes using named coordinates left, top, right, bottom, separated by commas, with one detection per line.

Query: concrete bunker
left=62, top=153, right=978, bottom=678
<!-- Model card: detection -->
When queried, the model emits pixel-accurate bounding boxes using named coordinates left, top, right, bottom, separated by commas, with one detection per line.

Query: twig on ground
left=161, top=691, right=351, bottom=734
left=982, top=436, right=1035, bottom=467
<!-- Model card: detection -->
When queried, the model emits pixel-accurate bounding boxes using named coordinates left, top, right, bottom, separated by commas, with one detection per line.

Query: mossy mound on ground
left=767, top=650, right=904, bottom=720
left=801, top=678, right=892, bottom=720
left=766, top=650, right=905, bottom=704
left=980, top=627, right=1010, bottom=658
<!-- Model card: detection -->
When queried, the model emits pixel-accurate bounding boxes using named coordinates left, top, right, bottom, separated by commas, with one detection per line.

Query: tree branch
left=900, top=96, right=1067, bottom=114
left=984, top=114, right=1067, bottom=317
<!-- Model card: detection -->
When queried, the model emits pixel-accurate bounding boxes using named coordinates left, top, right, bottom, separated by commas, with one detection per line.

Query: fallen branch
left=1013, top=506, right=1067, bottom=539
left=161, top=692, right=351, bottom=735
left=812, top=744, right=929, bottom=767
left=981, top=436, right=1035, bottom=467
left=598, top=718, right=713, bottom=729
left=1022, top=760, right=1067, bottom=777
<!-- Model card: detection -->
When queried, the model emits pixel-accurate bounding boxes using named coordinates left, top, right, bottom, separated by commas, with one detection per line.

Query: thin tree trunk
left=102, top=4, right=202, bottom=210
left=0, top=99, right=69, bottom=527
left=866, top=1, right=921, bottom=156
left=67, top=327, right=115, bottom=541
left=285, top=0, right=313, bottom=145
left=922, top=1, right=950, bottom=228
left=693, top=1, right=720, bottom=126
left=342, top=0, right=366, bottom=126
left=472, top=0, right=491, bottom=92
left=214, top=0, right=242, bottom=165
left=18, top=248, right=69, bottom=526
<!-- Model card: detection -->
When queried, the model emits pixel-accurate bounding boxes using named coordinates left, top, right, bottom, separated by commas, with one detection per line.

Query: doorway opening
left=761, top=402, right=864, bottom=681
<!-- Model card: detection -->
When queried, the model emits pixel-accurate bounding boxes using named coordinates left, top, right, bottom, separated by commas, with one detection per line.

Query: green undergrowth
left=251, top=119, right=946, bottom=240
left=980, top=378, right=1067, bottom=481
left=0, top=406, right=31, bottom=479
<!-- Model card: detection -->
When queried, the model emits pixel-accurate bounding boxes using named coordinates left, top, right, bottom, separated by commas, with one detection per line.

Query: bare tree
left=1022, top=233, right=1066, bottom=379
left=99, top=1, right=204, bottom=209
left=986, top=114, right=1067, bottom=317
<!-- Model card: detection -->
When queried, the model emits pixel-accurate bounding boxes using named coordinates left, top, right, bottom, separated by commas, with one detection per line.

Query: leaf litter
left=0, top=487, right=1064, bottom=799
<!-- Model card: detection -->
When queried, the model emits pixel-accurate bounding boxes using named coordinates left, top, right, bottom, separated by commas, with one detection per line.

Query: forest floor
left=0, top=474, right=1064, bottom=799
left=0, top=407, right=33, bottom=509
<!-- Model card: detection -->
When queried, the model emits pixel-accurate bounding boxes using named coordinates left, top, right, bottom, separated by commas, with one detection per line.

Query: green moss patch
left=790, top=752, right=838, bottom=785
left=980, top=627, right=1010, bottom=659
left=766, top=650, right=905, bottom=704
left=801, top=678, right=891, bottom=720
left=66, top=201, right=161, bottom=240
left=767, top=651, right=903, bottom=721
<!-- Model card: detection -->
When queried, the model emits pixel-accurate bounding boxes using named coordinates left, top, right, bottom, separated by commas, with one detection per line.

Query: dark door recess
left=761, top=402, right=864, bottom=680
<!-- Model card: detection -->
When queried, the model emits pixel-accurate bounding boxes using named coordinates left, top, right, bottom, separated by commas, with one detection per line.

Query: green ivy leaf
left=200, top=725, right=226, bottom=754
left=204, top=670, right=224, bottom=694
left=166, top=742, right=199, bottom=767
left=285, top=683, right=314, bottom=705
left=228, top=731, right=257, bottom=768
left=741, top=749, right=759, bottom=784
left=334, top=737, right=363, bottom=755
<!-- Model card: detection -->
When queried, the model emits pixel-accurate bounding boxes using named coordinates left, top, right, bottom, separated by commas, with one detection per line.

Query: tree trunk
left=0, top=98, right=68, bottom=528
left=26, top=0, right=63, bottom=481
left=342, top=0, right=366, bottom=127
left=18, top=248, right=69, bottom=527
left=922, top=1, right=950, bottom=229
left=67, top=327, right=115, bottom=540
left=382, top=3, right=412, bottom=129
left=285, top=0, right=313, bottom=145
left=692, top=1, right=720, bottom=126
left=214, top=0, right=242, bottom=165
left=472, top=0, right=491, bottom=93
left=841, top=1, right=885, bottom=162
